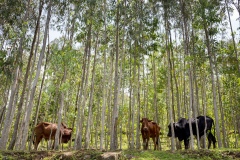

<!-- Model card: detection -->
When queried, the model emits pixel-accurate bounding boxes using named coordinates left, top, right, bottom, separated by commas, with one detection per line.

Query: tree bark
left=100, top=0, right=108, bottom=151
left=110, top=1, right=120, bottom=150
left=163, top=1, right=176, bottom=151
left=136, top=64, right=141, bottom=149
left=85, top=34, right=98, bottom=149
left=202, top=9, right=222, bottom=148
left=213, top=46, right=227, bottom=148
left=54, top=66, right=67, bottom=150
left=74, top=17, right=92, bottom=150
left=20, top=0, right=52, bottom=150
left=227, top=0, right=240, bottom=73
left=8, top=1, right=43, bottom=150
left=0, top=66, right=20, bottom=150
left=0, top=0, right=34, bottom=149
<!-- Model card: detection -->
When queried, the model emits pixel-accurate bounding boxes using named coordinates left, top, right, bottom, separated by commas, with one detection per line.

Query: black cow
left=167, top=118, right=190, bottom=149
left=190, top=116, right=216, bottom=149
left=167, top=116, right=216, bottom=149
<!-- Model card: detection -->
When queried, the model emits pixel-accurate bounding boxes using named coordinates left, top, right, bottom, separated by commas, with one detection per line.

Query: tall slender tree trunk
left=20, top=0, right=52, bottom=150
left=202, top=12, right=222, bottom=148
left=188, top=65, right=195, bottom=150
left=100, top=0, right=108, bottom=151
left=169, top=29, right=181, bottom=119
left=128, top=51, right=133, bottom=149
left=110, top=1, right=120, bottom=150
left=164, top=4, right=175, bottom=150
left=167, top=55, right=175, bottom=151
left=106, top=53, right=114, bottom=150
left=136, top=64, right=141, bottom=149
left=143, top=60, right=147, bottom=118
left=74, top=48, right=87, bottom=150
left=8, top=1, right=43, bottom=149
left=190, top=23, right=200, bottom=150
left=226, top=0, right=240, bottom=73
left=130, top=54, right=136, bottom=150
left=85, top=34, right=98, bottom=149
left=54, top=66, right=67, bottom=150
left=74, top=19, right=92, bottom=150
left=0, top=66, right=20, bottom=150
left=179, top=0, right=198, bottom=149
left=29, top=39, right=49, bottom=151
left=0, top=0, right=34, bottom=149
left=0, top=86, right=9, bottom=131
left=80, top=31, right=92, bottom=149
left=201, top=72, right=208, bottom=149
left=212, top=47, right=227, bottom=148
left=152, top=56, right=158, bottom=123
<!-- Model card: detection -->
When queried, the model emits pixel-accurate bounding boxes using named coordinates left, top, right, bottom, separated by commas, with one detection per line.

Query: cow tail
left=156, top=127, right=160, bottom=145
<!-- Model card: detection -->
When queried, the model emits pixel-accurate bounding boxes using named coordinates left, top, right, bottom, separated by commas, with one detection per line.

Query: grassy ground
left=123, top=149, right=240, bottom=160
left=0, top=149, right=239, bottom=160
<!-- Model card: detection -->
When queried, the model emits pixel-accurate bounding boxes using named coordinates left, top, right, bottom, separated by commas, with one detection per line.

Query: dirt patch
left=100, top=151, right=122, bottom=160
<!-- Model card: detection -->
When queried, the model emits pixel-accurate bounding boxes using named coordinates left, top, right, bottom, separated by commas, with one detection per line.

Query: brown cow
left=140, top=118, right=160, bottom=150
left=33, top=122, right=73, bottom=150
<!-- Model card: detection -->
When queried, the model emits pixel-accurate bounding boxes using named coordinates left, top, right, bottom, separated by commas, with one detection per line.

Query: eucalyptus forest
left=0, top=0, right=240, bottom=155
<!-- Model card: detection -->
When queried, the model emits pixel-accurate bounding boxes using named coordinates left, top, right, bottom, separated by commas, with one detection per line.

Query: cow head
left=61, top=128, right=73, bottom=143
left=140, top=118, right=151, bottom=131
left=167, top=118, right=187, bottom=138
left=167, top=122, right=176, bottom=137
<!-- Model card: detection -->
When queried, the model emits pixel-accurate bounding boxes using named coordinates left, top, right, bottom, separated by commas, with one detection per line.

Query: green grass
left=0, top=148, right=239, bottom=160
left=122, top=149, right=240, bottom=160
left=123, top=150, right=195, bottom=160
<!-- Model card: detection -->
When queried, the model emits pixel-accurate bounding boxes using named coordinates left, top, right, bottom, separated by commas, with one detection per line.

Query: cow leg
left=146, top=138, right=149, bottom=150
left=153, top=137, right=159, bottom=150
left=207, top=132, right=216, bottom=149
left=207, top=139, right=211, bottom=149
left=34, top=135, right=43, bottom=150
left=142, top=138, right=146, bottom=150
left=210, top=133, right=216, bottom=148
left=184, top=139, right=189, bottom=149
left=207, top=132, right=212, bottom=149
left=152, top=137, right=156, bottom=150
left=176, top=139, right=181, bottom=150
left=155, top=136, right=159, bottom=150
left=52, top=140, right=55, bottom=150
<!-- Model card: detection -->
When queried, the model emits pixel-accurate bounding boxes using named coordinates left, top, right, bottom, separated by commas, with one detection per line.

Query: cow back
left=34, top=122, right=66, bottom=140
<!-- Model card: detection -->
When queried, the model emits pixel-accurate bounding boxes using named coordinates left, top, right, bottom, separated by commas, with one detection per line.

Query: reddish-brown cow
left=140, top=118, right=160, bottom=150
left=33, top=122, right=72, bottom=150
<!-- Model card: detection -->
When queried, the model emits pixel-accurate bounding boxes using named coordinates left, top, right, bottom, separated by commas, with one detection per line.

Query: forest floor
left=0, top=148, right=240, bottom=160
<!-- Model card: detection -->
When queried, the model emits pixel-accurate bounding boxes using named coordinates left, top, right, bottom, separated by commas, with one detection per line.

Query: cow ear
left=175, top=123, right=180, bottom=129
left=140, top=119, right=143, bottom=123
left=174, top=123, right=176, bottom=129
